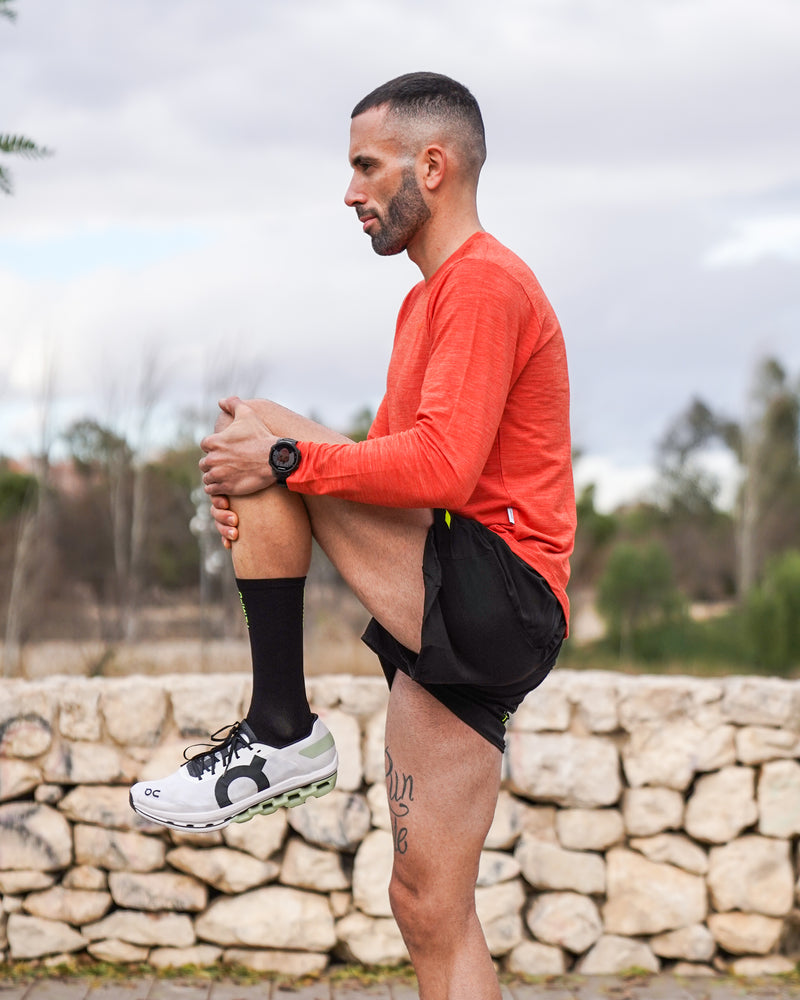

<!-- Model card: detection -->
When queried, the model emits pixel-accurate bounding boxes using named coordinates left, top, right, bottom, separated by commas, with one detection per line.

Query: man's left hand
left=199, top=396, right=278, bottom=496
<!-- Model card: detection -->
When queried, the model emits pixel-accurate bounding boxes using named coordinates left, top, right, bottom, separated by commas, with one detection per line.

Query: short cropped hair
left=352, top=72, right=487, bottom=178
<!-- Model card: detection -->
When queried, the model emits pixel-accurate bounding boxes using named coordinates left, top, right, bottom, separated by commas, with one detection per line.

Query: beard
left=369, top=168, right=431, bottom=256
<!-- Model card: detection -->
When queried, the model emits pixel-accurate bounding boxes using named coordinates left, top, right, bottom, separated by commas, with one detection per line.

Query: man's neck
left=407, top=211, right=484, bottom=281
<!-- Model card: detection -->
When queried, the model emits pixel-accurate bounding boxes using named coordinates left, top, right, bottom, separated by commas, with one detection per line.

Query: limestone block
left=352, top=828, right=393, bottom=917
left=485, top=789, right=531, bottom=849
left=506, top=732, right=621, bottom=808
left=622, top=721, right=735, bottom=790
left=2, top=897, right=22, bottom=914
left=23, top=885, right=112, bottom=925
left=708, top=912, right=783, bottom=955
left=721, top=677, right=800, bottom=728
left=168, top=844, right=278, bottom=894
left=684, top=766, right=758, bottom=843
left=34, top=784, right=64, bottom=805
left=511, top=686, right=570, bottom=732
left=87, top=938, right=149, bottom=963
left=506, top=940, right=566, bottom=977
left=475, top=879, right=526, bottom=956
left=556, top=808, right=624, bottom=851
left=559, top=671, right=619, bottom=733
left=58, top=679, right=103, bottom=741
left=58, top=784, right=161, bottom=833
left=515, top=835, right=605, bottom=894
left=336, top=911, right=408, bottom=967
left=149, top=944, right=222, bottom=968
left=108, top=870, right=207, bottom=912
left=0, top=871, right=55, bottom=894
left=286, top=790, right=371, bottom=851
left=602, top=848, right=707, bottom=935
left=629, top=834, right=708, bottom=875
left=0, top=802, right=72, bottom=871
left=519, top=806, right=559, bottom=843
left=321, top=675, right=389, bottom=717
left=673, top=962, right=717, bottom=977
left=62, top=866, right=107, bottom=891
left=730, top=955, right=796, bottom=976
left=0, top=759, right=41, bottom=803
left=221, top=808, right=287, bottom=859
left=363, top=708, right=388, bottom=785
left=477, top=849, right=520, bottom=886
left=74, top=823, right=166, bottom=872
left=44, top=740, right=137, bottom=785
left=367, top=781, right=391, bottom=831
left=622, top=787, right=684, bottom=836
left=165, top=674, right=248, bottom=737
left=222, top=947, right=329, bottom=976
left=101, top=682, right=168, bottom=746
left=649, top=923, right=715, bottom=962
left=196, top=885, right=335, bottom=951
left=280, top=837, right=350, bottom=892
left=577, top=934, right=659, bottom=975
left=82, top=909, right=195, bottom=947
left=0, top=683, right=56, bottom=757
left=525, top=891, right=603, bottom=954
left=7, top=913, right=88, bottom=960
left=318, top=707, right=362, bottom=791
left=758, top=759, right=800, bottom=837
left=617, top=677, right=723, bottom=731
left=707, top=836, right=794, bottom=916
left=736, top=726, right=800, bottom=765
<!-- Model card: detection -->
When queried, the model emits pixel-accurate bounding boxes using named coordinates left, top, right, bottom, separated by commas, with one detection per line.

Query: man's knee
left=389, top=862, right=474, bottom=949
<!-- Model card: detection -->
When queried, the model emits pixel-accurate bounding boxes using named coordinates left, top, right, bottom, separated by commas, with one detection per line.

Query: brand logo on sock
left=237, top=591, right=250, bottom=629
left=214, top=754, right=270, bottom=807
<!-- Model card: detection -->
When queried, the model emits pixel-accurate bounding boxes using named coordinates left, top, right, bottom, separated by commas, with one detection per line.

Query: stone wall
left=1, top=670, right=800, bottom=978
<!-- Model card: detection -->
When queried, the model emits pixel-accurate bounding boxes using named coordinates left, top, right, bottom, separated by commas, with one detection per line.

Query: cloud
left=703, top=215, right=800, bottom=268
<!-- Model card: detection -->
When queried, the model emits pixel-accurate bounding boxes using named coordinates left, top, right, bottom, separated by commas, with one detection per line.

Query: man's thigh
left=384, top=671, right=502, bottom=898
left=243, top=398, right=432, bottom=652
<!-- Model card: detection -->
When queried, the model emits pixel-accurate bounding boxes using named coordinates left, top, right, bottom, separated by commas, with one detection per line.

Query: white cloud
left=703, top=215, right=800, bottom=268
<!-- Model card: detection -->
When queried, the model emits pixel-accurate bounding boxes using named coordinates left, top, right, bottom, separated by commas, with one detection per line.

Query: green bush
left=743, top=550, right=800, bottom=673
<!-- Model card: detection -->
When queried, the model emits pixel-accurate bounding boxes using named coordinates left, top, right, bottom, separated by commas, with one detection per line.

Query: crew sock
left=236, top=576, right=313, bottom=748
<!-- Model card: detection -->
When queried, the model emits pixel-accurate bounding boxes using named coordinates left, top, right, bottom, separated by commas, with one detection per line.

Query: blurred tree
left=1, top=2, right=53, bottom=195
left=737, top=359, right=800, bottom=597
left=743, top=550, right=800, bottom=673
left=570, top=482, right=618, bottom=586
left=596, top=540, right=684, bottom=659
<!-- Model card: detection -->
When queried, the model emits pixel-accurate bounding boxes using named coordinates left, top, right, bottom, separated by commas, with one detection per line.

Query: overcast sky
left=2, top=0, right=798, bottom=509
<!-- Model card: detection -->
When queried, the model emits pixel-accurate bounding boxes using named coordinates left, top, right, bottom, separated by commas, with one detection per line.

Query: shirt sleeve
left=289, top=260, right=535, bottom=508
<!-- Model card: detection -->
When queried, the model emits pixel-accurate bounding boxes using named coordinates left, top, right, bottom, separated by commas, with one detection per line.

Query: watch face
left=271, top=439, right=300, bottom=478
left=273, top=445, right=294, bottom=471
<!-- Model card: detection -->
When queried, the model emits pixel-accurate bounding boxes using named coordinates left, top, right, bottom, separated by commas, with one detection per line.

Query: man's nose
left=344, top=175, right=364, bottom=207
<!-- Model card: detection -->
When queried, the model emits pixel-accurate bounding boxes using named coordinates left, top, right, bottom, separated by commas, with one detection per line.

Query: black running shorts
left=362, top=508, right=566, bottom=751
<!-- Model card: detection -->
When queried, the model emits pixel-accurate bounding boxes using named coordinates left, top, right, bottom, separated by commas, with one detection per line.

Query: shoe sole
left=130, top=770, right=338, bottom=832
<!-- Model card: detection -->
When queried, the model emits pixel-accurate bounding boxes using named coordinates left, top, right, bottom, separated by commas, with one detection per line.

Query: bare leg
left=227, top=400, right=432, bottom=652
left=385, top=672, right=502, bottom=1000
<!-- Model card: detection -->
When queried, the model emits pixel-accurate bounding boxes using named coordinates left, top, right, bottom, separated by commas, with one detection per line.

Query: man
left=131, top=72, right=575, bottom=999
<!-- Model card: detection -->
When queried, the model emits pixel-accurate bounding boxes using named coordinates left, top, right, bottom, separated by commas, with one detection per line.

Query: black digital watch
left=268, top=438, right=301, bottom=484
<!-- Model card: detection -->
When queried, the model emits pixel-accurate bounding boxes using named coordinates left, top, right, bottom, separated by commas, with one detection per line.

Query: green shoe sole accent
left=231, top=771, right=338, bottom=824
left=300, top=731, right=335, bottom=759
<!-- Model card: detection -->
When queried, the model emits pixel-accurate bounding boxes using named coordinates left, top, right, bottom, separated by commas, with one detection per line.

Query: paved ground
left=3, top=975, right=800, bottom=999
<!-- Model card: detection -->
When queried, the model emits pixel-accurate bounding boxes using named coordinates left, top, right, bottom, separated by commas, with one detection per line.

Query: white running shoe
left=129, top=717, right=338, bottom=832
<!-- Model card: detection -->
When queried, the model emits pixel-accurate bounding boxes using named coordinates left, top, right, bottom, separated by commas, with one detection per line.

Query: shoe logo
left=214, top=754, right=270, bottom=807
left=144, top=787, right=161, bottom=798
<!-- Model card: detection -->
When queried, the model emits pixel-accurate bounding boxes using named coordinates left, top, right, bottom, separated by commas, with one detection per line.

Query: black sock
left=236, top=576, right=313, bottom=748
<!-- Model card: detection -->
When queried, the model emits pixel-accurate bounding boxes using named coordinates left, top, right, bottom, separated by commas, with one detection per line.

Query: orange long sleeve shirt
left=291, top=232, right=575, bottom=628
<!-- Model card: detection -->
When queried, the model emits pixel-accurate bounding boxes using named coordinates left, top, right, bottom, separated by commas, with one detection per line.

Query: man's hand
left=210, top=494, right=239, bottom=549
left=199, top=396, right=279, bottom=497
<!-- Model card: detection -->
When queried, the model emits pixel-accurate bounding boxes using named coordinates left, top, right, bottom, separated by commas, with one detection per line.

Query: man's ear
left=421, top=145, right=446, bottom=191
